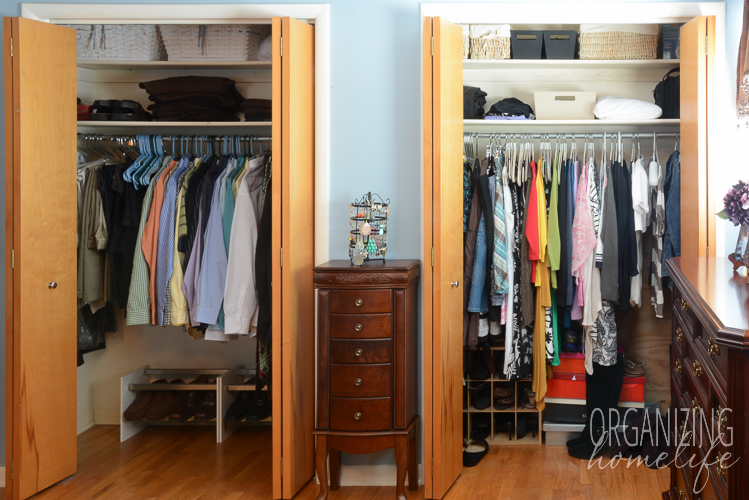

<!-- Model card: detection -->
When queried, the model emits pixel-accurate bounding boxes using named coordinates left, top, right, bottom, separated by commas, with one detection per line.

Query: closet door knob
left=675, top=327, right=683, bottom=344
left=355, top=299, right=363, bottom=307
left=354, top=412, right=362, bottom=420
left=47, top=282, right=58, bottom=289
left=451, top=280, right=460, bottom=288
left=355, top=323, right=363, bottom=332
left=355, top=349, right=363, bottom=357
left=355, top=378, right=362, bottom=386
left=692, top=360, right=703, bottom=378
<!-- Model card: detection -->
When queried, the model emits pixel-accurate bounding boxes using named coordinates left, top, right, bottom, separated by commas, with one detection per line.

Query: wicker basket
left=159, top=24, right=271, bottom=61
left=469, top=25, right=511, bottom=60
left=458, top=24, right=470, bottom=59
left=72, top=25, right=166, bottom=61
left=578, top=31, right=658, bottom=60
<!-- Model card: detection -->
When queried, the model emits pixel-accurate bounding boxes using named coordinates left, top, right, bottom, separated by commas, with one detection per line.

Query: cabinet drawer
left=330, top=338, right=392, bottom=364
left=683, top=342, right=710, bottom=412
left=331, top=314, right=391, bottom=339
left=330, top=397, right=391, bottom=431
left=330, top=289, right=392, bottom=314
left=330, top=364, right=391, bottom=398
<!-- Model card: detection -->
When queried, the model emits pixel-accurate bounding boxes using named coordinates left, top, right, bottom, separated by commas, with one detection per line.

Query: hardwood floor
left=27, top=425, right=669, bottom=500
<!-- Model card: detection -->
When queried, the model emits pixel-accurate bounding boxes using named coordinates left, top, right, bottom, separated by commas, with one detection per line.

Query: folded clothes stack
left=139, top=76, right=246, bottom=122
left=240, top=98, right=272, bottom=122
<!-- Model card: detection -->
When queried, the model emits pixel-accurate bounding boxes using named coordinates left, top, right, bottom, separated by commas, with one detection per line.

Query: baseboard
left=77, top=409, right=95, bottom=434
left=316, top=464, right=423, bottom=487
left=94, top=407, right=121, bottom=425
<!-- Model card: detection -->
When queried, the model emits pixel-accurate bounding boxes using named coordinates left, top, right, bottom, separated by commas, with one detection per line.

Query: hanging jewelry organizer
left=349, top=192, right=390, bottom=265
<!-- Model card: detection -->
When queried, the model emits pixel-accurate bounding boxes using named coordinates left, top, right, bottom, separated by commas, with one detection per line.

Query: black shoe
left=246, top=392, right=271, bottom=421
left=568, top=428, right=607, bottom=460
left=224, top=391, right=256, bottom=422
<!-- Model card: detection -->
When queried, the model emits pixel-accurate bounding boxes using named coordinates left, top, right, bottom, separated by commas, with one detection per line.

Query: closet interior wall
left=75, top=41, right=273, bottom=433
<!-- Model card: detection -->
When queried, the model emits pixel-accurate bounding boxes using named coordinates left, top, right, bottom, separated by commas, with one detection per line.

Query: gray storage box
left=544, top=30, right=577, bottom=59
left=544, top=421, right=584, bottom=446
left=511, top=30, right=544, bottom=59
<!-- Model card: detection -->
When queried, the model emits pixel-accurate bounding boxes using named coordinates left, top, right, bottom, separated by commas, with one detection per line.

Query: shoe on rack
left=169, top=375, right=209, bottom=421
left=193, top=387, right=218, bottom=422
left=123, top=379, right=166, bottom=421
left=224, top=380, right=257, bottom=422
left=493, top=386, right=515, bottom=410
left=245, top=392, right=272, bottom=421
left=469, top=382, right=491, bottom=410
left=147, top=379, right=184, bottom=420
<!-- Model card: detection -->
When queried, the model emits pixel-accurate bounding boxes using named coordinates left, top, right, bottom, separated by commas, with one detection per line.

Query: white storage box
left=534, top=91, right=596, bottom=120
left=543, top=421, right=584, bottom=446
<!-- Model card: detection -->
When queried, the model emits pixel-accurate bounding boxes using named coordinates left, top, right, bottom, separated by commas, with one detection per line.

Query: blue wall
left=0, top=0, right=741, bottom=469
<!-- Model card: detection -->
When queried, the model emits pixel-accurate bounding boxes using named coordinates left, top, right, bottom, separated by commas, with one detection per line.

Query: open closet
left=4, top=4, right=328, bottom=500
left=421, top=3, right=721, bottom=499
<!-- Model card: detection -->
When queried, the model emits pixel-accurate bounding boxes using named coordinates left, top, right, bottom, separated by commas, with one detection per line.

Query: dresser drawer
left=674, top=286, right=697, bottom=338
left=330, top=397, right=391, bottom=431
left=671, top=345, right=685, bottom=395
left=331, top=314, right=391, bottom=339
left=329, top=364, right=391, bottom=398
left=673, top=317, right=686, bottom=355
left=330, top=338, right=392, bottom=364
left=694, top=328, right=728, bottom=390
left=698, top=464, right=725, bottom=500
left=330, top=289, right=392, bottom=314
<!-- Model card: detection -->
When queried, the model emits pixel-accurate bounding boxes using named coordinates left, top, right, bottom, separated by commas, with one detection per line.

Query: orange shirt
left=142, top=160, right=177, bottom=325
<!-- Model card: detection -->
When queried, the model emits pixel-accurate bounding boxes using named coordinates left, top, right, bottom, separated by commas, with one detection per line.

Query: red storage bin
left=546, top=371, right=646, bottom=402
left=77, top=105, right=92, bottom=121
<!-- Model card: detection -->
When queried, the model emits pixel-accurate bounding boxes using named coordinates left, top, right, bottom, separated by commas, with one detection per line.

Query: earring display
left=349, top=192, right=389, bottom=265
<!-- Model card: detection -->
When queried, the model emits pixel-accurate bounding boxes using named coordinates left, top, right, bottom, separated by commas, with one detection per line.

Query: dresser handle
left=692, top=360, right=703, bottom=378
left=355, top=323, right=363, bottom=332
left=716, top=406, right=728, bottom=430
left=675, top=359, right=682, bottom=374
left=681, top=299, right=690, bottom=311
left=678, top=486, right=687, bottom=500
left=676, top=327, right=683, bottom=344
left=717, top=451, right=728, bottom=476
left=355, top=299, right=363, bottom=307
left=708, top=338, right=720, bottom=357
left=692, top=397, right=701, bottom=414
left=355, top=378, right=362, bottom=386
left=354, top=412, right=362, bottom=420
left=355, top=349, right=363, bottom=357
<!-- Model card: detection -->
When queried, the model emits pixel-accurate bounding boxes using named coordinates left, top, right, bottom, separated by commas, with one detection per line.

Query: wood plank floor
left=27, top=425, right=669, bottom=500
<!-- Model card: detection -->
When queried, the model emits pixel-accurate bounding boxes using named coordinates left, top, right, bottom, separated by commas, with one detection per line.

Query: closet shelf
left=77, top=60, right=272, bottom=71
left=128, top=383, right=216, bottom=391
left=463, top=118, right=680, bottom=133
left=463, top=59, right=680, bottom=70
left=78, top=121, right=271, bottom=128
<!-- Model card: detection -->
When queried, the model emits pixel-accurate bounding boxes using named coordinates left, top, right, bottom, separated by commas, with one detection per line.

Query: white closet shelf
left=77, top=60, right=272, bottom=71
left=462, top=59, right=680, bottom=70
left=78, top=121, right=271, bottom=128
left=464, top=118, right=680, bottom=129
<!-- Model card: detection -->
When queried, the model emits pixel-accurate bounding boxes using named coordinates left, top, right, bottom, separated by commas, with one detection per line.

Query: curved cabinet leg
left=315, top=435, right=329, bottom=500
left=329, top=449, right=341, bottom=490
left=395, top=434, right=408, bottom=500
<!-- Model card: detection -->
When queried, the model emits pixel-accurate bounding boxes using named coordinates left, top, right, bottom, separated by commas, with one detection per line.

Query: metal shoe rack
left=120, top=365, right=269, bottom=443
left=464, top=346, right=543, bottom=446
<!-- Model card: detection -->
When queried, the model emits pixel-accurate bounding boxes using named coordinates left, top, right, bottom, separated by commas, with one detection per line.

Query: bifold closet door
left=423, top=16, right=463, bottom=500
left=680, top=15, right=716, bottom=258
left=271, top=16, right=315, bottom=500
left=3, top=18, right=77, bottom=500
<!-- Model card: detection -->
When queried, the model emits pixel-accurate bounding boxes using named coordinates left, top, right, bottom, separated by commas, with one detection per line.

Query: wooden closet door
left=680, top=16, right=716, bottom=258
left=271, top=16, right=315, bottom=500
left=423, top=16, right=463, bottom=500
left=3, top=18, right=77, bottom=500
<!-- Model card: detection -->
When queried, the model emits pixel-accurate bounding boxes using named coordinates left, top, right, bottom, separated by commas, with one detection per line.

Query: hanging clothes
left=650, top=150, right=670, bottom=317
left=662, top=150, right=681, bottom=278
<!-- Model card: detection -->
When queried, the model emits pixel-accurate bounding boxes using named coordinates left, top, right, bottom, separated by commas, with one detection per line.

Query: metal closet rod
left=466, top=132, right=678, bottom=139
left=77, top=134, right=271, bottom=142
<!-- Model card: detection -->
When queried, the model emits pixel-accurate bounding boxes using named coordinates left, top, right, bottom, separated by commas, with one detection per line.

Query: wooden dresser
left=313, top=260, right=420, bottom=500
left=663, top=257, right=749, bottom=500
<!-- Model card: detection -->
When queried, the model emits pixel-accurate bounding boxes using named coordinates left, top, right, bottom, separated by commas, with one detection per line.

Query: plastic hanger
left=649, top=132, right=659, bottom=186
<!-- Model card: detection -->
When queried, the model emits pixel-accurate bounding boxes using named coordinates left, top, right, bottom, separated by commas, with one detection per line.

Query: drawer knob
left=355, top=348, right=363, bottom=357
left=675, top=359, right=682, bottom=374
left=450, top=280, right=460, bottom=288
left=355, top=299, right=363, bottom=307
left=47, top=281, right=58, bottom=289
left=676, top=327, right=683, bottom=344
left=692, top=360, right=703, bottom=378
left=692, top=397, right=701, bottom=414
left=717, top=451, right=728, bottom=476
left=708, top=338, right=720, bottom=357
left=355, top=323, right=363, bottom=332
left=679, top=487, right=687, bottom=500
left=355, top=378, right=362, bottom=386
left=354, top=412, right=362, bottom=420
left=716, top=406, right=728, bottom=431
left=681, top=299, right=690, bottom=311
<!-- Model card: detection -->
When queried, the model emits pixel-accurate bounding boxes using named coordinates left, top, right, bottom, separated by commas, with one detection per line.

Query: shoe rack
left=464, top=346, right=543, bottom=446
left=120, top=365, right=269, bottom=443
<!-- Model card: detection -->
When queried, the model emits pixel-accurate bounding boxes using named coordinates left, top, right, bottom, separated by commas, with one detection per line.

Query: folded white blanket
left=594, top=96, right=662, bottom=120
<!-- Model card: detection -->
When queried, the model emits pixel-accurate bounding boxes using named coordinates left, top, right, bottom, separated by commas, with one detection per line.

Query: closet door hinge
left=280, top=247, right=283, bottom=268
left=280, top=37, right=283, bottom=57
left=431, top=247, right=434, bottom=267
left=430, top=36, right=433, bottom=57
left=11, top=249, right=14, bottom=269
left=11, top=460, right=14, bottom=480
left=431, top=457, right=433, bottom=477
left=280, top=457, right=283, bottom=478
left=9, top=37, right=13, bottom=57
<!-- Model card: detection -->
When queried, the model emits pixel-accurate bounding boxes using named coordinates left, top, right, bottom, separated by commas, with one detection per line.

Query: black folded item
left=486, top=97, right=535, bottom=119
left=464, top=86, right=487, bottom=119
left=240, top=98, right=272, bottom=121
left=139, top=76, right=245, bottom=105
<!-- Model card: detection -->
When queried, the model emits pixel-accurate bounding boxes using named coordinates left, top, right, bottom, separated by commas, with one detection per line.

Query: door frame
left=12, top=3, right=330, bottom=499
left=420, top=2, right=725, bottom=497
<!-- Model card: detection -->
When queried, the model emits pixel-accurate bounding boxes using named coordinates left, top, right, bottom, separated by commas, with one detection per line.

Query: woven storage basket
left=469, top=25, right=511, bottom=60
left=159, top=24, right=271, bottom=61
left=458, top=24, right=470, bottom=59
left=72, top=25, right=166, bottom=61
left=578, top=31, right=658, bottom=60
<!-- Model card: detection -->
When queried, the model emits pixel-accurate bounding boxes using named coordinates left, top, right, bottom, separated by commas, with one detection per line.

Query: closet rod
left=77, top=134, right=272, bottom=142
left=466, top=132, right=678, bottom=139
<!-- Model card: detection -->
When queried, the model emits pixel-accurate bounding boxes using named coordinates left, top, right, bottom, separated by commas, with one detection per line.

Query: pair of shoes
left=123, top=379, right=183, bottom=421
left=493, top=386, right=514, bottom=410
left=469, top=382, right=491, bottom=410
left=245, top=391, right=271, bottom=421
left=623, top=358, right=645, bottom=377
left=517, top=415, right=539, bottom=440
left=224, top=380, right=258, bottom=422
left=123, top=377, right=216, bottom=422
left=89, top=99, right=153, bottom=121
left=170, top=376, right=211, bottom=421
left=494, top=414, right=514, bottom=441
